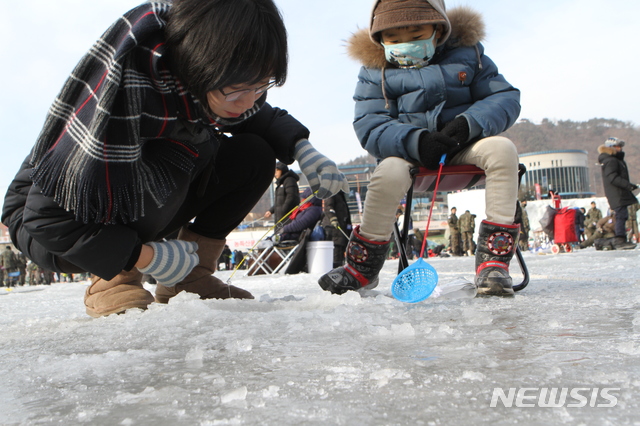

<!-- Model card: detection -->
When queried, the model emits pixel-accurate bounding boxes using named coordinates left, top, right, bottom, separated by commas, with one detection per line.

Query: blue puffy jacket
left=347, top=6, right=521, bottom=164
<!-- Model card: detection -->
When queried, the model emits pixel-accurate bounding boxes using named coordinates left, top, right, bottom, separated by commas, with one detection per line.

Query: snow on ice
left=1, top=248, right=639, bottom=425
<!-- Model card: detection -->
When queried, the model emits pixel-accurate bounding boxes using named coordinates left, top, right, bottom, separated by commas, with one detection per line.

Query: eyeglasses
left=219, top=80, right=277, bottom=102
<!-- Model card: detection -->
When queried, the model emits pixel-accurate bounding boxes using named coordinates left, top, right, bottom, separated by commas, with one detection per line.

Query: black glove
left=418, top=131, right=459, bottom=169
left=441, top=116, right=470, bottom=144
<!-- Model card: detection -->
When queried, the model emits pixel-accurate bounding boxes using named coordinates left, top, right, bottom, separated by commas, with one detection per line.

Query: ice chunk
left=185, top=346, right=204, bottom=368
left=369, top=369, right=410, bottom=388
left=432, top=277, right=478, bottom=300
left=221, top=386, right=248, bottom=404
left=262, top=385, right=280, bottom=398
left=461, top=371, right=485, bottom=381
left=391, top=323, right=416, bottom=337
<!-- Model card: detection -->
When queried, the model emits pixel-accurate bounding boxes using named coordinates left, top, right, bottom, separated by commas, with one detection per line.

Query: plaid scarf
left=30, top=2, right=259, bottom=225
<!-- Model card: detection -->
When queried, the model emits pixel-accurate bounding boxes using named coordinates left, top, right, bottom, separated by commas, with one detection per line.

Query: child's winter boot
left=84, top=269, right=155, bottom=317
left=318, top=226, right=389, bottom=294
left=154, top=226, right=253, bottom=303
left=475, top=220, right=520, bottom=296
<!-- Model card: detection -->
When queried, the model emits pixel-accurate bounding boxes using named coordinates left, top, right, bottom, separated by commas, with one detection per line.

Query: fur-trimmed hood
left=348, top=6, right=486, bottom=69
left=598, top=145, right=623, bottom=157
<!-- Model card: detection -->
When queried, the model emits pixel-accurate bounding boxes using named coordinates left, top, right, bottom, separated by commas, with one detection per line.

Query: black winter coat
left=270, top=170, right=300, bottom=222
left=598, top=146, right=638, bottom=210
left=2, top=103, right=309, bottom=280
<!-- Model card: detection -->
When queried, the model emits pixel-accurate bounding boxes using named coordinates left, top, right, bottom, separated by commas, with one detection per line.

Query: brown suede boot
left=84, top=269, right=155, bottom=317
left=154, top=227, right=254, bottom=303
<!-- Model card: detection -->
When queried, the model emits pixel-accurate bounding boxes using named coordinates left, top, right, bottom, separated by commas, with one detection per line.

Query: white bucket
left=306, top=241, right=334, bottom=274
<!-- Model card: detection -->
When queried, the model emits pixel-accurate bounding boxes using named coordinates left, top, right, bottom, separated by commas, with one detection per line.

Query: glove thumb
left=340, top=177, right=350, bottom=194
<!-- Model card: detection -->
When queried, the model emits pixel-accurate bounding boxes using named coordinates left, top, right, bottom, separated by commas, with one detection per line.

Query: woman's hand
left=293, top=139, right=349, bottom=199
left=137, top=240, right=199, bottom=287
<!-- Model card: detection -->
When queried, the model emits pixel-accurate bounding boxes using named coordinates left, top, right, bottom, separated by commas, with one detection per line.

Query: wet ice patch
left=461, top=308, right=493, bottom=325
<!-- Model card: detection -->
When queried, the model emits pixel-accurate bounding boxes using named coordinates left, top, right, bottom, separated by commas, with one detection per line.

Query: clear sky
left=1, top=0, right=638, bottom=196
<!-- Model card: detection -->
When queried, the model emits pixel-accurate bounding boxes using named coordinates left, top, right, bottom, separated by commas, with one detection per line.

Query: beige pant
left=360, top=136, right=519, bottom=242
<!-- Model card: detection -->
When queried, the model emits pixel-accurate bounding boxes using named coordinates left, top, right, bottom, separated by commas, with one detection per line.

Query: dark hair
left=166, top=0, right=288, bottom=106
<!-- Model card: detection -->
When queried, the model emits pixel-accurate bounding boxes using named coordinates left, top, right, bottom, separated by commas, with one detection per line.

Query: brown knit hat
left=371, top=0, right=447, bottom=40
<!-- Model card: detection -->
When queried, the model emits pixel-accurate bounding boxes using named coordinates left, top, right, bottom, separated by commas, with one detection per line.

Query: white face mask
left=382, top=31, right=438, bottom=69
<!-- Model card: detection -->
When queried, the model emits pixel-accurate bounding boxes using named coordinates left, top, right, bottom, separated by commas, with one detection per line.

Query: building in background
left=519, top=150, right=594, bottom=200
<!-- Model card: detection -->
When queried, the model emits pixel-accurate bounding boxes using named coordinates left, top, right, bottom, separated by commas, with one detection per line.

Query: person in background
left=232, top=250, right=246, bottom=270
left=448, top=207, right=462, bottom=256
left=458, top=209, right=476, bottom=256
left=413, top=227, right=425, bottom=257
left=16, top=252, right=27, bottom=286
left=27, top=261, right=39, bottom=285
left=2, top=0, right=348, bottom=317
left=626, top=202, right=640, bottom=243
left=598, top=137, right=638, bottom=250
left=518, top=201, right=530, bottom=251
left=220, top=244, right=232, bottom=271
left=470, top=210, right=477, bottom=253
left=580, top=212, right=616, bottom=249
left=549, top=190, right=561, bottom=209
left=575, top=207, right=586, bottom=242
left=585, top=201, right=603, bottom=239
left=0, top=246, right=19, bottom=287
left=322, top=191, right=353, bottom=268
left=265, top=161, right=300, bottom=224
left=278, top=189, right=323, bottom=242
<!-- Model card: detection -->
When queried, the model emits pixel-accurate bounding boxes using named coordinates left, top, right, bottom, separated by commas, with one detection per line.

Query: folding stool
left=394, top=164, right=530, bottom=292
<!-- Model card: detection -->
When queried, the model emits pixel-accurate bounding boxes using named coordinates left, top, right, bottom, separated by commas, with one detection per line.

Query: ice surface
left=1, top=248, right=639, bottom=425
